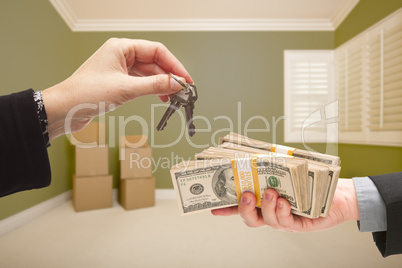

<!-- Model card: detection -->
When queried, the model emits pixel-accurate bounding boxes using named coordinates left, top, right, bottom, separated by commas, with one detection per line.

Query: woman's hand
left=42, top=38, right=192, bottom=140
left=212, top=179, right=359, bottom=232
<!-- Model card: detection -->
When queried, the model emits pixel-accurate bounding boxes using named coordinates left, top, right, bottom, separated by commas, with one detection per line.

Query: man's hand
left=212, top=179, right=359, bottom=232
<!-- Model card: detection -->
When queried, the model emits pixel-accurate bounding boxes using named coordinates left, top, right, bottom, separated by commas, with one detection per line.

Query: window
left=284, top=50, right=337, bottom=144
left=335, top=35, right=364, bottom=138
left=335, top=9, right=402, bottom=146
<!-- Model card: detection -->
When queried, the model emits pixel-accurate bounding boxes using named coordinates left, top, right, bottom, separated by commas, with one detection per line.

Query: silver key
left=184, top=86, right=197, bottom=137
left=157, top=73, right=197, bottom=136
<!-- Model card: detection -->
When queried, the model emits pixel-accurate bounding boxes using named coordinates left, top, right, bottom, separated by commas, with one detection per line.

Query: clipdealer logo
left=65, top=101, right=287, bottom=150
left=64, top=100, right=339, bottom=170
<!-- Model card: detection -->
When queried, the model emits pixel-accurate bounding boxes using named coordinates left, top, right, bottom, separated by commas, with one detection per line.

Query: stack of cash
left=170, top=132, right=341, bottom=218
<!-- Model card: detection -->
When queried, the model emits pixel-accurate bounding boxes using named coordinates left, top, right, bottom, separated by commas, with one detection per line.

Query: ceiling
left=50, top=0, right=359, bottom=31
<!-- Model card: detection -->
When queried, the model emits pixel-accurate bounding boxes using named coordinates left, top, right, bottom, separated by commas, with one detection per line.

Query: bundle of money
left=170, top=133, right=341, bottom=218
left=219, top=132, right=341, bottom=166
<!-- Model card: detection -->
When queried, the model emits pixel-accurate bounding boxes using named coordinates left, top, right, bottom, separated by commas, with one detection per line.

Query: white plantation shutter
left=334, top=46, right=347, bottom=130
left=368, top=17, right=402, bottom=131
left=367, top=28, right=382, bottom=131
left=284, top=51, right=335, bottom=143
left=345, top=40, right=364, bottom=132
left=335, top=35, right=365, bottom=135
left=336, top=9, right=402, bottom=146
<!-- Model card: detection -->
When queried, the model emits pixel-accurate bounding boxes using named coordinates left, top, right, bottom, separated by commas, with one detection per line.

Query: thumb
left=125, top=74, right=185, bottom=99
left=238, top=192, right=266, bottom=228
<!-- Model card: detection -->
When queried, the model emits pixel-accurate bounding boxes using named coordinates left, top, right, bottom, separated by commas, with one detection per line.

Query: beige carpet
left=0, top=199, right=401, bottom=268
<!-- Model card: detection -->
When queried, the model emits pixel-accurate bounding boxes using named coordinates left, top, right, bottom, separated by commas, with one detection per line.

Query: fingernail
left=169, top=77, right=186, bottom=91
left=277, top=201, right=283, bottom=209
left=264, top=192, right=273, bottom=202
left=241, top=195, right=251, bottom=205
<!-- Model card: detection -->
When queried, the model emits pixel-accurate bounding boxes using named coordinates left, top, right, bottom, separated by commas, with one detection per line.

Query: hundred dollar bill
left=320, top=165, right=341, bottom=217
left=170, top=161, right=238, bottom=214
left=218, top=135, right=341, bottom=217
left=170, top=157, right=309, bottom=215
left=220, top=132, right=341, bottom=166
left=197, top=147, right=324, bottom=219
left=198, top=139, right=341, bottom=218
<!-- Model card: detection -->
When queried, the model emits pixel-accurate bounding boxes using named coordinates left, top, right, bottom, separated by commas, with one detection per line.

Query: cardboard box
left=120, top=147, right=152, bottom=179
left=75, top=145, right=109, bottom=177
left=70, top=122, right=106, bottom=146
left=120, top=135, right=152, bottom=179
left=119, top=177, right=155, bottom=210
left=73, top=174, right=113, bottom=212
left=120, top=135, right=148, bottom=148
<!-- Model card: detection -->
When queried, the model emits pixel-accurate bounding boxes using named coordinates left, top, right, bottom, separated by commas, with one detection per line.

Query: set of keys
left=156, top=73, right=198, bottom=137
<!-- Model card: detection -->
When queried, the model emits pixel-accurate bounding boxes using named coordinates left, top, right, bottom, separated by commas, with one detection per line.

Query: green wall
left=72, top=31, right=334, bottom=190
left=335, top=0, right=402, bottom=178
left=0, top=0, right=75, bottom=220
left=1, top=0, right=401, bottom=221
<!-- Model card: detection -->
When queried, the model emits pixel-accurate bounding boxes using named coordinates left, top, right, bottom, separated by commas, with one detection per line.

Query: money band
left=271, top=144, right=295, bottom=156
left=253, top=153, right=293, bottom=158
left=231, top=157, right=262, bottom=207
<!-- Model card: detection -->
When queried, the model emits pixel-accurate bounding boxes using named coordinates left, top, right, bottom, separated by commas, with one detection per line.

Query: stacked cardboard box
left=119, top=135, right=155, bottom=210
left=71, top=122, right=113, bottom=212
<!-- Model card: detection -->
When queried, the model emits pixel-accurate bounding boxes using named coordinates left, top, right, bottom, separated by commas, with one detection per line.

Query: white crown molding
left=331, top=0, right=360, bottom=29
left=50, top=0, right=337, bottom=31
left=49, top=0, right=78, bottom=30
left=73, top=18, right=335, bottom=32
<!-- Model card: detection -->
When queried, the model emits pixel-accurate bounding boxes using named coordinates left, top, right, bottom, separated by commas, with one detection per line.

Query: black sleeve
left=369, top=172, right=402, bottom=257
left=0, top=89, right=51, bottom=197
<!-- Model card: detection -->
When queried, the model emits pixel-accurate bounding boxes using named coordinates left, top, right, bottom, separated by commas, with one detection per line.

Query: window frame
left=284, top=50, right=336, bottom=144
